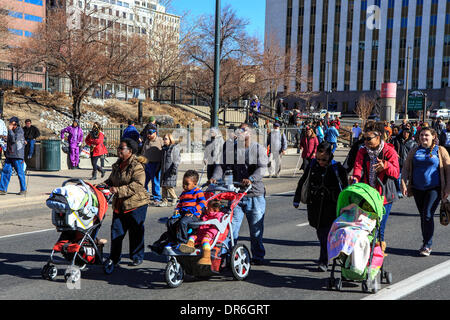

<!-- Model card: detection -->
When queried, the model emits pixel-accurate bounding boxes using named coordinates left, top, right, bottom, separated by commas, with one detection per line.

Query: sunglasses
left=117, top=146, right=129, bottom=150
left=364, top=135, right=379, bottom=142
left=316, top=158, right=329, bottom=162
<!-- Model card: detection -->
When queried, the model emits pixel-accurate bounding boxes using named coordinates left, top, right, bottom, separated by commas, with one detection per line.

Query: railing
left=0, top=67, right=47, bottom=91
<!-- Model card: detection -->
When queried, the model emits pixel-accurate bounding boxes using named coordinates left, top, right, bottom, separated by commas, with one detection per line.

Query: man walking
left=141, top=125, right=164, bottom=205
left=210, top=123, right=268, bottom=265
left=23, top=119, right=40, bottom=160
left=0, top=117, right=27, bottom=195
left=267, top=122, right=287, bottom=178
left=325, top=122, right=340, bottom=153
left=351, top=122, right=362, bottom=146
left=121, top=120, right=140, bottom=144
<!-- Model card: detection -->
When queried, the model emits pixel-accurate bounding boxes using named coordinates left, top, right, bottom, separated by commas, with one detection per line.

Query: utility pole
left=404, top=46, right=411, bottom=120
left=212, top=0, right=221, bottom=128
left=326, top=61, right=330, bottom=110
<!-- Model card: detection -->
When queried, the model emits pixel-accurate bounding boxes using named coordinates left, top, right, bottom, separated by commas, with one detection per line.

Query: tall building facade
left=265, top=0, right=450, bottom=113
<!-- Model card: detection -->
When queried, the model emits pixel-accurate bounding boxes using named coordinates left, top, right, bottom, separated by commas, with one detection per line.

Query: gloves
left=171, top=213, right=180, bottom=219
left=293, top=202, right=299, bottom=208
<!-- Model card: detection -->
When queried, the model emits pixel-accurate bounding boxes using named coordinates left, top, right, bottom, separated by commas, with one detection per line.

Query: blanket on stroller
left=327, top=204, right=376, bottom=275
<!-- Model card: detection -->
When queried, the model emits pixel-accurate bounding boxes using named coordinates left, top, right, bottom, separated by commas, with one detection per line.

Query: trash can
left=40, top=139, right=61, bottom=171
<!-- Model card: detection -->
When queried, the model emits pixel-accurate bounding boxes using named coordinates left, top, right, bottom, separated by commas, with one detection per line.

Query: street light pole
left=325, top=61, right=330, bottom=111
left=212, top=0, right=221, bottom=128
left=404, top=46, right=411, bottom=120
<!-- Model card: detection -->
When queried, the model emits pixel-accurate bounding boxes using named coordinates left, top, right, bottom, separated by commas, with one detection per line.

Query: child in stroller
left=326, top=183, right=393, bottom=293
left=41, top=179, right=111, bottom=283
left=178, top=199, right=224, bottom=265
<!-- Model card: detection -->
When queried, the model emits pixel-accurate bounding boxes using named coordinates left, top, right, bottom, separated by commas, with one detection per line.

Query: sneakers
left=0, top=190, right=6, bottom=195
left=419, top=246, right=432, bottom=257
left=18, top=190, right=27, bottom=196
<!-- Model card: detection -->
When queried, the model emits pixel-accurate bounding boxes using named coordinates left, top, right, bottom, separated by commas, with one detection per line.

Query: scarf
left=365, top=140, right=384, bottom=188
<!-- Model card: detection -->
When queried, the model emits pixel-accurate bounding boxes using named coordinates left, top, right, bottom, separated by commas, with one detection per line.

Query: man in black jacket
left=23, top=119, right=40, bottom=160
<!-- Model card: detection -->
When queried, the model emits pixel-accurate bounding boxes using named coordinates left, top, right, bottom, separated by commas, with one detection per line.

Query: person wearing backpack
left=293, top=142, right=348, bottom=272
left=350, top=121, right=400, bottom=256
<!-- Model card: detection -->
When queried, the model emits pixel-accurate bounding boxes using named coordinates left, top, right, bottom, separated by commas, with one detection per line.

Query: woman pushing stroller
left=293, top=142, right=348, bottom=272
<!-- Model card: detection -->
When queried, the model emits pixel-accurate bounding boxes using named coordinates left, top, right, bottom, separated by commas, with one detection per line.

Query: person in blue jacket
left=122, top=120, right=140, bottom=144
left=325, top=122, right=340, bottom=153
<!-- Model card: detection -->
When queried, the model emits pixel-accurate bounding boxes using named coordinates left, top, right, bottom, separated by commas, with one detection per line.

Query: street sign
left=408, top=96, right=423, bottom=111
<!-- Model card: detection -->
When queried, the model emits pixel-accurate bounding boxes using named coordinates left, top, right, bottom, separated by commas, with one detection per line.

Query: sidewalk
left=0, top=147, right=350, bottom=210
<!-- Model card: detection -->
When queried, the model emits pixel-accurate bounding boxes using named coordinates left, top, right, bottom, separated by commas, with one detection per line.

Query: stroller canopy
left=336, top=183, right=385, bottom=222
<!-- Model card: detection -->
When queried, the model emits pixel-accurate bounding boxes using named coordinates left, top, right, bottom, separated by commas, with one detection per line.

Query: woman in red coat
left=350, top=121, right=400, bottom=255
left=85, top=122, right=108, bottom=180
left=300, top=126, right=319, bottom=170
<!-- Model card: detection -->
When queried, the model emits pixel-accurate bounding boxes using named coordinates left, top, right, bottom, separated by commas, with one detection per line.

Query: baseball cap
left=9, top=116, right=19, bottom=124
left=273, top=122, right=281, bottom=127
left=149, top=116, right=156, bottom=122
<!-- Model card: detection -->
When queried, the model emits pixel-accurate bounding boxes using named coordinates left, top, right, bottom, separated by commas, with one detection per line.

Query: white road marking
left=362, top=259, right=450, bottom=300
left=0, top=228, right=54, bottom=240
left=296, top=223, right=309, bottom=227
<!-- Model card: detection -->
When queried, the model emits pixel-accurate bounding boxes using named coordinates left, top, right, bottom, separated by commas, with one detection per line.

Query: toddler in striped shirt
left=166, top=170, right=207, bottom=244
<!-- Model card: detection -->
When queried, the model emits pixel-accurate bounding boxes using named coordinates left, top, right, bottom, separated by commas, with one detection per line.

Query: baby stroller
left=150, top=181, right=253, bottom=288
left=41, top=179, right=112, bottom=284
left=326, top=183, right=393, bottom=293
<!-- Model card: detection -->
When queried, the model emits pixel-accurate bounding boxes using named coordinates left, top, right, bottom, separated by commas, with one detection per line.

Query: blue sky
left=169, top=0, right=266, bottom=41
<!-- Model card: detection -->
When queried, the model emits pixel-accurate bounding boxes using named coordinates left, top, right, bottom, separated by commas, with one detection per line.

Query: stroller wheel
left=165, top=259, right=184, bottom=288
left=230, top=244, right=251, bottom=281
left=42, top=264, right=58, bottom=281
left=64, top=266, right=81, bottom=284
left=384, top=271, right=393, bottom=284
left=335, top=278, right=342, bottom=291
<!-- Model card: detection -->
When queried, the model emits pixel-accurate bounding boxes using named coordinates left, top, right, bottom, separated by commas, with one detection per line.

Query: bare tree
left=355, top=94, right=376, bottom=127
left=13, top=1, right=150, bottom=119
left=182, top=5, right=261, bottom=114
left=0, top=5, right=11, bottom=61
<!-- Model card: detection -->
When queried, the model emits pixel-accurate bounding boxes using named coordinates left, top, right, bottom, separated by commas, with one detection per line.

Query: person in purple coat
left=61, top=120, right=84, bottom=169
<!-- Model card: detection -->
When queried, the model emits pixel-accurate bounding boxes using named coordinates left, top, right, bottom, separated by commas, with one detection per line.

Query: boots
left=179, top=239, right=196, bottom=253
left=197, top=248, right=212, bottom=265
left=379, top=241, right=388, bottom=257
left=98, top=167, right=105, bottom=178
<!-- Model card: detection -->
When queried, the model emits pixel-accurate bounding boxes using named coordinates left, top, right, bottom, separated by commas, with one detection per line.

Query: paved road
left=1, top=176, right=449, bottom=301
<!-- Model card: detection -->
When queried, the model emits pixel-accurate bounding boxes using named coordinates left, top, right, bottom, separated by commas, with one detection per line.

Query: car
left=430, top=109, right=450, bottom=119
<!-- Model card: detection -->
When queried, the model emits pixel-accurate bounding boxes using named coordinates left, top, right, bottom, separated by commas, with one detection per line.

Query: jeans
left=222, top=195, right=266, bottom=261
left=26, top=139, right=36, bottom=159
left=110, top=205, right=148, bottom=263
left=145, top=162, right=161, bottom=201
left=412, top=187, right=441, bottom=248
left=167, top=214, right=200, bottom=244
left=379, top=202, right=392, bottom=242
left=90, top=154, right=105, bottom=177
left=0, top=158, right=27, bottom=192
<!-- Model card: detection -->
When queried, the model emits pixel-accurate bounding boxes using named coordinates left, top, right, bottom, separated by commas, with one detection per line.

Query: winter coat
left=6, top=126, right=25, bottom=160
left=204, top=136, right=224, bottom=165
left=352, top=142, right=400, bottom=205
left=300, top=136, right=319, bottom=159
left=104, top=154, right=150, bottom=212
left=85, top=131, right=108, bottom=157
left=23, top=125, right=40, bottom=140
left=61, top=125, right=83, bottom=148
left=294, top=159, right=348, bottom=229
left=160, top=144, right=181, bottom=188
left=267, top=130, right=287, bottom=154
left=194, top=210, right=225, bottom=244
left=121, top=125, right=140, bottom=144
left=141, top=136, right=164, bottom=163
left=392, top=136, right=417, bottom=168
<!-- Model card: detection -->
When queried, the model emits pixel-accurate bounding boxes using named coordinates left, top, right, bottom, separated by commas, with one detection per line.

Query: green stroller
left=326, top=183, right=393, bottom=293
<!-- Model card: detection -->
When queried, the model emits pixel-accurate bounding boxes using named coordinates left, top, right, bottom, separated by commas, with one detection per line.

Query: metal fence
left=0, top=67, right=47, bottom=91
left=93, top=125, right=352, bottom=158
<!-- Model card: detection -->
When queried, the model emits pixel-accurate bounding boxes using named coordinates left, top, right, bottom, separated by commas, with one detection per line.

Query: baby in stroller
left=178, top=199, right=224, bottom=265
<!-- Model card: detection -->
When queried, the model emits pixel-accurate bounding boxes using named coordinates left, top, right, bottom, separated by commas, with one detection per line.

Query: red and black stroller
left=41, top=179, right=111, bottom=284
left=150, top=181, right=252, bottom=288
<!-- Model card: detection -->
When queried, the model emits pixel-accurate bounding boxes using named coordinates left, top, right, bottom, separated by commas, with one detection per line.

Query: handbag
left=80, top=146, right=91, bottom=159
left=300, top=166, right=312, bottom=204
left=377, top=176, right=399, bottom=203
left=440, top=199, right=450, bottom=226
